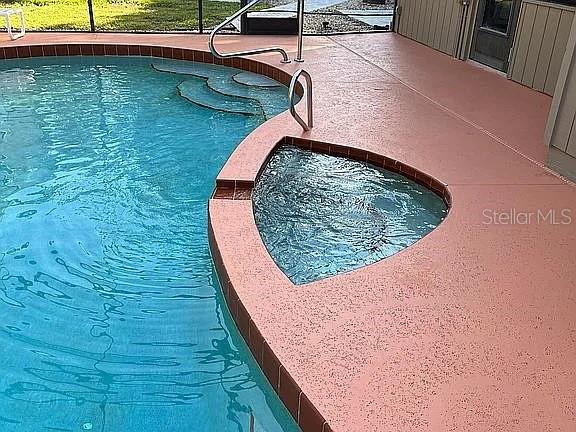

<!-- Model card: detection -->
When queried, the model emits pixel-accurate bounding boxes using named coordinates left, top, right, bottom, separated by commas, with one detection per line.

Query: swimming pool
left=253, top=145, right=448, bottom=284
left=0, top=56, right=299, bottom=432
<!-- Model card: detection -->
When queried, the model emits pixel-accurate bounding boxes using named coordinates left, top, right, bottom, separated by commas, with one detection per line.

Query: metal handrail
left=289, top=69, right=313, bottom=131
left=208, top=0, right=291, bottom=64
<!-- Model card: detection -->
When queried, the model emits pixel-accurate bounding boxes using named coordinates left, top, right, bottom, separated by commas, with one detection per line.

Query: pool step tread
left=151, top=61, right=238, bottom=80
left=177, top=78, right=264, bottom=116
left=206, top=77, right=288, bottom=119
left=233, top=71, right=282, bottom=87
left=152, top=61, right=286, bottom=117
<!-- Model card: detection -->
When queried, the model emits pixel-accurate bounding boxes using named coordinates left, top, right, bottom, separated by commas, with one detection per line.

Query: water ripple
left=253, top=145, right=448, bottom=284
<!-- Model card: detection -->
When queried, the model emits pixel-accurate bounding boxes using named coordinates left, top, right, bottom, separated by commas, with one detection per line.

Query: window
left=481, top=0, right=513, bottom=34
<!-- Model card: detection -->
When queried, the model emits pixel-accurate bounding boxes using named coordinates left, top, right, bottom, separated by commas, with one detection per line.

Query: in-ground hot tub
left=253, top=145, right=449, bottom=285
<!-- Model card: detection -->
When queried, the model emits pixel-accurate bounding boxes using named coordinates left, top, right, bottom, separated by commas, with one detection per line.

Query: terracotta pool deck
left=1, top=32, right=575, bottom=431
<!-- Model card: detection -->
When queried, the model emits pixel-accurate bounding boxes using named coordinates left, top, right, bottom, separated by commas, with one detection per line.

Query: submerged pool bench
left=0, top=9, right=25, bottom=40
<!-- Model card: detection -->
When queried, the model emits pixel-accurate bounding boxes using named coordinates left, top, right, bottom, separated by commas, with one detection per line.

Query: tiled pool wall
left=212, top=136, right=453, bottom=207
left=208, top=219, right=333, bottom=432
left=0, top=43, right=297, bottom=88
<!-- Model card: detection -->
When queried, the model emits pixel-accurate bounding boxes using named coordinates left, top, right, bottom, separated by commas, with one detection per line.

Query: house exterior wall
left=395, top=0, right=469, bottom=57
left=509, top=0, right=575, bottom=96
left=395, top=0, right=575, bottom=97
left=545, top=12, right=576, bottom=171
left=394, top=0, right=576, bottom=178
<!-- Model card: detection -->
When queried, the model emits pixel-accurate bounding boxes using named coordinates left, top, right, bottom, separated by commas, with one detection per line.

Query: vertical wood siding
left=545, top=6, right=576, bottom=159
left=396, top=0, right=464, bottom=56
left=509, top=0, right=575, bottom=96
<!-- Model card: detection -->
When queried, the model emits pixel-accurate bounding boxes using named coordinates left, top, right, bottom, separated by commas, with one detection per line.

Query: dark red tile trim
left=212, top=179, right=253, bottom=200
left=279, top=366, right=302, bottom=420
left=68, top=44, right=81, bottom=56
left=299, top=393, right=326, bottom=432
left=207, top=218, right=330, bottom=432
left=261, top=340, right=281, bottom=393
left=248, top=320, right=264, bottom=364
left=236, top=300, right=251, bottom=342
left=0, top=43, right=294, bottom=92
left=16, top=45, right=30, bottom=58
left=212, top=136, right=452, bottom=208
left=288, top=137, right=451, bottom=207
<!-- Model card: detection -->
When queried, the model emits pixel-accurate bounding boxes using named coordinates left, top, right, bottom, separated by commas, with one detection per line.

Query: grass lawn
left=0, top=0, right=242, bottom=30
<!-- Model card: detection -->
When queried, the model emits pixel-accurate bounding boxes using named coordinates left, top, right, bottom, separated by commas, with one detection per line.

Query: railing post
left=87, top=0, right=95, bottom=31
left=294, top=0, right=305, bottom=62
left=198, top=0, right=204, bottom=34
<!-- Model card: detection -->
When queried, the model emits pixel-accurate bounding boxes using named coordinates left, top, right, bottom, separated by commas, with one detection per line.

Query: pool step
left=233, top=71, right=282, bottom=88
left=153, top=61, right=286, bottom=117
left=177, top=78, right=264, bottom=116
left=152, top=61, right=237, bottom=80
left=206, top=77, right=288, bottom=119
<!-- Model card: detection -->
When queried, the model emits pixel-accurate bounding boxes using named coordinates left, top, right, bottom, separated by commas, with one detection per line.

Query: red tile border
left=30, top=45, right=43, bottom=57
left=261, top=341, right=281, bottom=392
left=43, top=45, right=57, bottom=56
left=299, top=393, right=326, bottom=432
left=209, top=209, right=332, bottom=431
left=289, top=137, right=451, bottom=206
left=212, top=136, right=451, bottom=207
left=228, top=284, right=239, bottom=321
left=68, top=44, right=81, bottom=56
left=236, top=300, right=251, bottom=342
left=116, top=44, right=129, bottom=56
left=248, top=320, right=264, bottom=364
left=80, top=44, right=94, bottom=56
left=93, top=44, right=105, bottom=56
left=16, top=45, right=30, bottom=58
left=0, top=43, right=298, bottom=96
left=279, top=366, right=302, bottom=420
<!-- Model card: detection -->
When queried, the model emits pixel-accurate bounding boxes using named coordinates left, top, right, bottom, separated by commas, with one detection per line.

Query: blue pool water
left=0, top=57, right=298, bottom=432
left=253, top=146, right=448, bottom=285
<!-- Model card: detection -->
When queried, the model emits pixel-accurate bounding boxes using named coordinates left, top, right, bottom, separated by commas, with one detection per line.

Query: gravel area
left=304, top=11, right=372, bottom=33
left=247, top=0, right=395, bottom=34
left=304, top=0, right=395, bottom=34
left=334, top=0, right=395, bottom=10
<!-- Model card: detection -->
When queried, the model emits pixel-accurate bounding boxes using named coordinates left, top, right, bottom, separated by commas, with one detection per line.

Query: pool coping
left=0, top=43, right=296, bottom=87
left=212, top=136, right=452, bottom=207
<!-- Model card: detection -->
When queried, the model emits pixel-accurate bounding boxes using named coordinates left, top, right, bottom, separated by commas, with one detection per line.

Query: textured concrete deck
left=1, top=32, right=575, bottom=432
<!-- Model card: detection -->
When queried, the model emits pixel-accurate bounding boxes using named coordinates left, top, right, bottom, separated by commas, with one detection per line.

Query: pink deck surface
left=2, top=32, right=575, bottom=431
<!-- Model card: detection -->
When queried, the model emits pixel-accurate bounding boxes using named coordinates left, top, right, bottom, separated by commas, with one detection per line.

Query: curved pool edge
left=213, top=136, right=452, bottom=207
left=0, top=42, right=297, bottom=89
left=209, top=140, right=452, bottom=432
left=209, top=138, right=452, bottom=432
